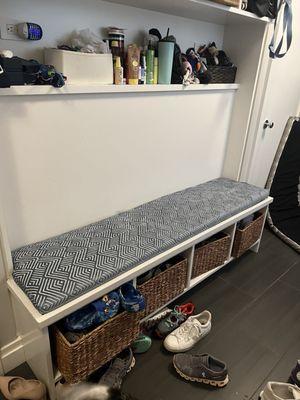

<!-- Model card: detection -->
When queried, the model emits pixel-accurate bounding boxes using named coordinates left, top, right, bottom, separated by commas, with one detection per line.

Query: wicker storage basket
left=208, top=66, right=237, bottom=83
left=54, top=311, right=140, bottom=383
left=232, top=212, right=265, bottom=258
left=209, top=0, right=240, bottom=7
left=139, top=257, right=188, bottom=316
left=192, top=232, right=231, bottom=279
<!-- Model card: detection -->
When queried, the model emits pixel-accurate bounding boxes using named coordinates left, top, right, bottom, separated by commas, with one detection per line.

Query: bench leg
left=250, top=206, right=269, bottom=254
left=11, top=296, right=57, bottom=400
left=250, top=239, right=261, bottom=253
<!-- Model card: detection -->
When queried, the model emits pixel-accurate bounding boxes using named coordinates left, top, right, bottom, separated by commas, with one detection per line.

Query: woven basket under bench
left=139, top=257, right=188, bottom=316
left=232, top=212, right=265, bottom=258
left=54, top=311, right=141, bottom=383
left=192, top=232, right=231, bottom=279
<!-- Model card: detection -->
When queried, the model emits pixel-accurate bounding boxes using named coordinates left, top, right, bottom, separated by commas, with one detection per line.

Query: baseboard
left=1, top=336, right=25, bottom=373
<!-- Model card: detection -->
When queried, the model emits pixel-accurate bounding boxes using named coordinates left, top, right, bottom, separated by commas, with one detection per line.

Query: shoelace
left=166, top=309, right=183, bottom=328
left=176, top=320, right=202, bottom=343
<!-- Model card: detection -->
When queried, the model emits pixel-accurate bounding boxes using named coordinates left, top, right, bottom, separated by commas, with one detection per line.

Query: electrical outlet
left=6, top=24, right=17, bottom=35
left=0, top=18, right=22, bottom=41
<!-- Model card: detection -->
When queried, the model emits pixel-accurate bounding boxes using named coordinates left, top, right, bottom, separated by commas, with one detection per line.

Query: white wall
left=0, top=0, right=229, bottom=357
left=0, top=0, right=224, bottom=62
left=0, top=90, right=235, bottom=250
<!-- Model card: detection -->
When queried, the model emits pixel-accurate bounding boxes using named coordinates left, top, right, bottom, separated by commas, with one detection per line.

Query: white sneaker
left=260, top=382, right=300, bottom=400
left=163, top=310, right=211, bottom=352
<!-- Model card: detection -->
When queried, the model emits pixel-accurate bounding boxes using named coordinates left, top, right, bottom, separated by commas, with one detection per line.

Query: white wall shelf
left=0, top=83, right=239, bottom=97
left=104, top=0, right=270, bottom=25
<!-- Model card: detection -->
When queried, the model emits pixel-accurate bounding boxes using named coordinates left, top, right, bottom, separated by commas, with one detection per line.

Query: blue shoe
left=119, top=283, right=145, bottom=313
left=65, top=291, right=120, bottom=331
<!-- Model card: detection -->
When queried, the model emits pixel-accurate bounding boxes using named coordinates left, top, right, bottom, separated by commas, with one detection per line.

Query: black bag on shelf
left=248, top=0, right=293, bottom=59
left=171, top=42, right=184, bottom=84
left=0, top=58, right=11, bottom=88
left=247, top=0, right=278, bottom=18
left=0, top=56, right=39, bottom=88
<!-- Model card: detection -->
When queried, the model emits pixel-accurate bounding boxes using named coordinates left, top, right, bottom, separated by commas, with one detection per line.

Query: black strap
left=269, top=0, right=293, bottom=59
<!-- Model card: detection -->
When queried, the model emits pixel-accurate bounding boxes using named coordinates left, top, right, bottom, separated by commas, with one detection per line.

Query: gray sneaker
left=173, top=353, right=229, bottom=388
left=99, top=348, right=135, bottom=389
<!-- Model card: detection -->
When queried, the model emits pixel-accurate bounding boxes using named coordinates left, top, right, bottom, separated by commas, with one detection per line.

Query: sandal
left=0, top=377, right=46, bottom=400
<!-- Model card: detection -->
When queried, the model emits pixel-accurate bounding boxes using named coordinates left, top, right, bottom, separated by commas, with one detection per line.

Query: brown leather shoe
left=0, top=377, right=47, bottom=400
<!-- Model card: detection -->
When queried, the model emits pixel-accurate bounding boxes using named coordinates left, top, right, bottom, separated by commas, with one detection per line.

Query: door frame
left=239, top=25, right=273, bottom=183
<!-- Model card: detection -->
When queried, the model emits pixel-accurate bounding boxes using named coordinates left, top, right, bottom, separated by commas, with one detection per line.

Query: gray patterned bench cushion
left=12, top=178, right=269, bottom=314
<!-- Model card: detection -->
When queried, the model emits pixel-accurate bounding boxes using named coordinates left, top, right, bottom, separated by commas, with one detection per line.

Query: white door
left=243, top=1, right=300, bottom=188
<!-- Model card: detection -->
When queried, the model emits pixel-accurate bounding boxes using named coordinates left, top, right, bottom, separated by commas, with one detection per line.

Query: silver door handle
left=263, top=120, right=274, bottom=129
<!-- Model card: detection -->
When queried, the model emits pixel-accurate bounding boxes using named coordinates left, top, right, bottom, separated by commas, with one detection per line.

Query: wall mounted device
left=0, top=18, right=43, bottom=41
left=17, top=23, right=43, bottom=40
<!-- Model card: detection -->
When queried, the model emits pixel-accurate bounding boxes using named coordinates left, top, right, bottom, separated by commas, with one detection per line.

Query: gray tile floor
left=2, top=229, right=299, bottom=400
left=123, top=229, right=300, bottom=400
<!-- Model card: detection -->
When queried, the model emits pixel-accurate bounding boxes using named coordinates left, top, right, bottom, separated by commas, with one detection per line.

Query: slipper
left=119, top=283, right=145, bottom=313
left=0, top=377, right=46, bottom=400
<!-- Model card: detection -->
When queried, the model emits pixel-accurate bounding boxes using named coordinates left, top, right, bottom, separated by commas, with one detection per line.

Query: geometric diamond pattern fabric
left=12, top=178, right=269, bottom=314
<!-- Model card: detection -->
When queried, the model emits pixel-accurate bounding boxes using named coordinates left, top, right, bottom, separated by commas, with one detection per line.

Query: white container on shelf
left=44, top=48, right=113, bottom=85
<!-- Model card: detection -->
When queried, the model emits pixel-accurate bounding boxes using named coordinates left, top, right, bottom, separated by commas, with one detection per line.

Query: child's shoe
left=132, top=334, right=152, bottom=354
left=64, top=291, right=120, bottom=331
left=119, top=283, right=145, bottom=313
left=141, top=308, right=172, bottom=331
left=99, top=348, right=135, bottom=389
left=155, top=303, right=195, bottom=338
left=289, top=361, right=300, bottom=387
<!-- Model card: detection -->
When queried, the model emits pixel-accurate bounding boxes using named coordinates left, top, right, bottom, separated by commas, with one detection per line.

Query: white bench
left=1, top=179, right=272, bottom=400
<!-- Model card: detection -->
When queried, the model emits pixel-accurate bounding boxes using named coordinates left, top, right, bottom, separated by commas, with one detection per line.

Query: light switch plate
left=0, top=18, right=23, bottom=41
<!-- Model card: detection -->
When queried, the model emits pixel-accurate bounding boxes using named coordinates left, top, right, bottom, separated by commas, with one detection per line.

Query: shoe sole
left=173, top=361, right=229, bottom=388
left=127, top=356, right=136, bottom=373
left=164, top=329, right=210, bottom=353
left=164, top=342, right=195, bottom=353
